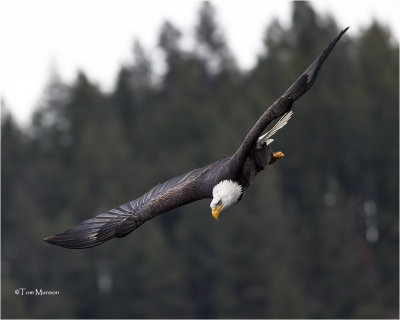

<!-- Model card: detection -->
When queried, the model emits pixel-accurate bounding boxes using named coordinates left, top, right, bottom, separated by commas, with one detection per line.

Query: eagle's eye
left=216, top=200, right=222, bottom=206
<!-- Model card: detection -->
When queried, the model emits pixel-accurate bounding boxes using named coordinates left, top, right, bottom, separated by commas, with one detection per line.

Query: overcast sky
left=1, top=0, right=399, bottom=125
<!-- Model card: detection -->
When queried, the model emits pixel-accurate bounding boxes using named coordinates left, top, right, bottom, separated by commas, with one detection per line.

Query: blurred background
left=1, top=1, right=398, bottom=318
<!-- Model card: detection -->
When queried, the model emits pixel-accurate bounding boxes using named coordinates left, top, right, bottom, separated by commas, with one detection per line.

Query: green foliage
left=1, top=2, right=398, bottom=318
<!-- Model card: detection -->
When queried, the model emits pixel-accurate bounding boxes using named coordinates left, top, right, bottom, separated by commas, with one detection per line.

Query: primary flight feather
left=44, top=27, right=349, bottom=249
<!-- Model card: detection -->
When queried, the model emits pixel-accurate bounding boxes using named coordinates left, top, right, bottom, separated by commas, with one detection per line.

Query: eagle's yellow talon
left=273, top=151, right=284, bottom=159
left=269, top=151, right=285, bottom=164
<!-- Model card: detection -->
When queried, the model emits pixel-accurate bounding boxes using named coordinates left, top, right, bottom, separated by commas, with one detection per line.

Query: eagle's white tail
left=257, top=111, right=293, bottom=146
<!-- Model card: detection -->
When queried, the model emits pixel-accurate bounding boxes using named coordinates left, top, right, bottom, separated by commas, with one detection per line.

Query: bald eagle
left=44, top=28, right=348, bottom=249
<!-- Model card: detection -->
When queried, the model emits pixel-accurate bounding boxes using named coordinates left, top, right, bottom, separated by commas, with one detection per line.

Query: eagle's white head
left=210, top=180, right=242, bottom=220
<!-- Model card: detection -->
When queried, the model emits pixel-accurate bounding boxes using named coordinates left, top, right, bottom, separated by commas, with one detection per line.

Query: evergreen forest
left=1, top=2, right=399, bottom=318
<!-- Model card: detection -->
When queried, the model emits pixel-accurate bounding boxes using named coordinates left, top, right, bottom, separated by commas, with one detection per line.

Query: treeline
left=1, top=2, right=398, bottom=318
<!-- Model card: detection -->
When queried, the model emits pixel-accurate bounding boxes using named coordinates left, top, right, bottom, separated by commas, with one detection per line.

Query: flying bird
left=44, top=28, right=348, bottom=249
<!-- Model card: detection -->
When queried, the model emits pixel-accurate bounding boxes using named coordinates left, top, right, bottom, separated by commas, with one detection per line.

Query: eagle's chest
left=238, top=144, right=272, bottom=188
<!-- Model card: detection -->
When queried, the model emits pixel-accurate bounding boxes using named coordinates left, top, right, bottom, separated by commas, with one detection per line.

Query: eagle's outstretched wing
left=44, top=164, right=214, bottom=249
left=235, top=27, right=348, bottom=165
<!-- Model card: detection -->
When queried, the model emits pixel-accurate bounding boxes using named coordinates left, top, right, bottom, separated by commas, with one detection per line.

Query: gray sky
left=1, top=0, right=399, bottom=125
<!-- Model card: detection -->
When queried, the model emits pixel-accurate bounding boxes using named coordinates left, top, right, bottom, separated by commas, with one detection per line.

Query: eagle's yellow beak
left=211, top=205, right=224, bottom=220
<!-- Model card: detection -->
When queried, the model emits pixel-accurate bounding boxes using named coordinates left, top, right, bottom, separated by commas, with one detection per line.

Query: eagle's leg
left=269, top=151, right=284, bottom=165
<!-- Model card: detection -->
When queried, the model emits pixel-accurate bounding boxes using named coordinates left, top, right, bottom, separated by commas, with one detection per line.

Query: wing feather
left=44, top=165, right=213, bottom=249
left=257, top=111, right=293, bottom=146
left=235, top=28, right=348, bottom=165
